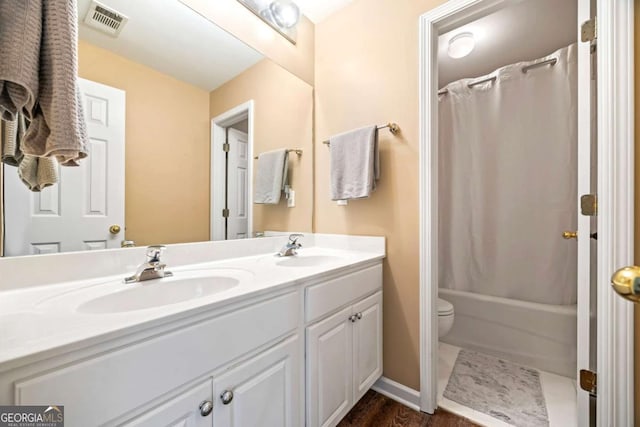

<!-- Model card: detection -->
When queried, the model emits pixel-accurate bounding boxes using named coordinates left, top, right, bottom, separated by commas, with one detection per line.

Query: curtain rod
left=322, top=122, right=400, bottom=145
left=439, top=56, right=560, bottom=96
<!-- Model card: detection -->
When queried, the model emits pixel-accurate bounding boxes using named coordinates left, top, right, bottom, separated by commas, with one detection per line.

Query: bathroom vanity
left=0, top=234, right=384, bottom=427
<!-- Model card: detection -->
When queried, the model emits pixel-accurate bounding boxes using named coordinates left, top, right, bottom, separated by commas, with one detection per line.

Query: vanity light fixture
left=269, top=0, right=300, bottom=29
left=447, top=32, right=475, bottom=59
left=237, top=0, right=300, bottom=44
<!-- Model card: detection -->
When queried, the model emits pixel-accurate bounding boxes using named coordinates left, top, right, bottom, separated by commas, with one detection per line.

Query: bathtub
left=439, top=288, right=577, bottom=378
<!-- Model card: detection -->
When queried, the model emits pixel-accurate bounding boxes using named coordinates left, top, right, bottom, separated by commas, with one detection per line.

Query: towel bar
left=254, top=149, right=302, bottom=160
left=322, top=122, right=400, bottom=146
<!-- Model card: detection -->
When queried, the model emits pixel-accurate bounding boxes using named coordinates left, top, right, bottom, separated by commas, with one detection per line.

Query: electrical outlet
left=337, top=199, right=348, bottom=206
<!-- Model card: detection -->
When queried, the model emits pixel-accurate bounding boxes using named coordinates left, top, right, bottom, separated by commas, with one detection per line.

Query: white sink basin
left=78, top=274, right=240, bottom=314
left=36, top=269, right=252, bottom=314
left=276, top=255, right=341, bottom=267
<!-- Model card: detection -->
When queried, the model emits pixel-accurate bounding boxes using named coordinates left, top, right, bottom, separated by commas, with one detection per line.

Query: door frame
left=210, top=100, right=254, bottom=241
left=418, top=0, right=634, bottom=424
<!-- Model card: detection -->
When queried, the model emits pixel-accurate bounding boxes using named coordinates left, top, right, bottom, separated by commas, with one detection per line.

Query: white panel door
left=352, top=291, right=383, bottom=403
left=4, top=78, right=125, bottom=255
left=125, top=380, right=213, bottom=427
left=212, top=335, right=300, bottom=427
left=306, top=306, right=353, bottom=427
left=227, top=128, right=249, bottom=239
left=576, top=0, right=594, bottom=424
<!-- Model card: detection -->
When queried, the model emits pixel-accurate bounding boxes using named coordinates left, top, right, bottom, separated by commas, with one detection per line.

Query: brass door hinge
left=223, top=142, right=230, bottom=152
left=581, top=18, right=597, bottom=43
left=580, top=194, right=597, bottom=216
left=580, top=369, right=597, bottom=397
left=222, top=208, right=229, bottom=218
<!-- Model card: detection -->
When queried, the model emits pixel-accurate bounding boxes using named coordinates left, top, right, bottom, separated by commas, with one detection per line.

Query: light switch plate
left=287, top=190, right=295, bottom=207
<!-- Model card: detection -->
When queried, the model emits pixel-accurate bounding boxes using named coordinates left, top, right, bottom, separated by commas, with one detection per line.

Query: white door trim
left=595, top=1, right=635, bottom=425
left=418, top=1, right=634, bottom=423
left=210, top=101, right=254, bottom=241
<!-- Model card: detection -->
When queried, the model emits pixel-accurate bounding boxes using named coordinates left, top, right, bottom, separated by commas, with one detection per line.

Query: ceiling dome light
left=447, top=32, right=475, bottom=59
left=269, top=0, right=300, bottom=29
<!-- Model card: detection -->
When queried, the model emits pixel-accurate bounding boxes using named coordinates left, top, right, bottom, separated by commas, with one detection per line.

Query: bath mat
left=443, top=349, right=549, bottom=427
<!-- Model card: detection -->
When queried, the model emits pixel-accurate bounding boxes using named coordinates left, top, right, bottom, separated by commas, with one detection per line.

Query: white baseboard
left=371, top=376, right=421, bottom=412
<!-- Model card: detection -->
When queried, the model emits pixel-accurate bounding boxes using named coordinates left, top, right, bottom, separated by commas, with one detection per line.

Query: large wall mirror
left=1, top=0, right=313, bottom=257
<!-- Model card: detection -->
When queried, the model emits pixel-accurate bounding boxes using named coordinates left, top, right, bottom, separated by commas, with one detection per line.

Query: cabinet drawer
left=305, top=263, right=382, bottom=323
left=14, top=291, right=299, bottom=426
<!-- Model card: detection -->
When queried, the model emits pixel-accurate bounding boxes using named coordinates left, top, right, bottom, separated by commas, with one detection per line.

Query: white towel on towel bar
left=254, top=149, right=289, bottom=204
left=330, top=125, right=379, bottom=200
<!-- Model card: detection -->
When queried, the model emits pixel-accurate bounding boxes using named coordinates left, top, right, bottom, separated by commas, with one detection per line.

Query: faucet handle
left=288, top=234, right=304, bottom=244
left=146, top=245, right=166, bottom=263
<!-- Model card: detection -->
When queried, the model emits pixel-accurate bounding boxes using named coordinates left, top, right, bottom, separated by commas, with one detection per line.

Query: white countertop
left=0, top=234, right=385, bottom=369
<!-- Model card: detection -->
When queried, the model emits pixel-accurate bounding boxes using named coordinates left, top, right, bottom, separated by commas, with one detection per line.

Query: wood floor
left=337, top=390, right=480, bottom=427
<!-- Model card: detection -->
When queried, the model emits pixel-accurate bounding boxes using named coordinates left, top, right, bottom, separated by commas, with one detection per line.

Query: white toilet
left=438, top=298, right=455, bottom=338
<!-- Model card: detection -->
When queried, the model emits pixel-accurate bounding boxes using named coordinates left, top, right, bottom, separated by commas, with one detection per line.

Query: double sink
left=40, top=251, right=341, bottom=315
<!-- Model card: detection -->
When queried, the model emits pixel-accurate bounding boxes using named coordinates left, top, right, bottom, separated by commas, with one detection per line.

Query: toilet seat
left=437, top=298, right=454, bottom=316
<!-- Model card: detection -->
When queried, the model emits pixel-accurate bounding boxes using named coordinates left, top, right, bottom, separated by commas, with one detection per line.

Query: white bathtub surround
left=0, top=233, right=384, bottom=426
left=439, top=343, right=577, bottom=427
left=439, top=288, right=576, bottom=378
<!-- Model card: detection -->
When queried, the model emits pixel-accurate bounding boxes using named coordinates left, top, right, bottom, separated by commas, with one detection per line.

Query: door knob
left=562, top=231, right=578, bottom=239
left=109, top=225, right=121, bottom=235
left=611, top=266, right=640, bottom=303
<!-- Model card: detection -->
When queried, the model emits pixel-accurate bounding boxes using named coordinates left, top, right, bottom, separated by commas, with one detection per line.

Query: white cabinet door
left=125, top=380, right=213, bottom=427
left=212, top=335, right=300, bottom=427
left=352, top=291, right=383, bottom=402
left=306, top=306, right=353, bottom=427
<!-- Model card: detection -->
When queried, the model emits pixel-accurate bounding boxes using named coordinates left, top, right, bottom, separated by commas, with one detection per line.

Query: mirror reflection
left=1, top=0, right=313, bottom=257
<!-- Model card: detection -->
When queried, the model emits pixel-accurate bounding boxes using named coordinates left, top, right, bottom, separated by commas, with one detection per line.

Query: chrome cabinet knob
left=356, top=312, right=363, bottom=320
left=220, top=390, right=234, bottom=405
left=611, top=266, right=640, bottom=303
left=199, top=400, right=213, bottom=416
left=349, top=314, right=357, bottom=323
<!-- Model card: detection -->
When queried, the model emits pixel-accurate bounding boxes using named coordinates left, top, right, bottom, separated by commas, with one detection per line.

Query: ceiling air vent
left=83, top=1, right=128, bottom=37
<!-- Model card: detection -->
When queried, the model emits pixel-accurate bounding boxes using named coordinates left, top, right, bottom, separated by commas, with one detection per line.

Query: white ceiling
left=438, top=0, right=577, bottom=87
left=295, top=0, right=353, bottom=23
left=77, top=0, right=264, bottom=91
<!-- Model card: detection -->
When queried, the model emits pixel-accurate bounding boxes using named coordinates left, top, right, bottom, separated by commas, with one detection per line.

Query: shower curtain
left=438, top=44, right=577, bottom=305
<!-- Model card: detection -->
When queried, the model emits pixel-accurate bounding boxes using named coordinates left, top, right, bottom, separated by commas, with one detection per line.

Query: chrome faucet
left=278, top=234, right=303, bottom=257
left=124, top=245, right=173, bottom=284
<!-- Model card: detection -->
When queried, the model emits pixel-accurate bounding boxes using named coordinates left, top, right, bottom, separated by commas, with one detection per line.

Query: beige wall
left=314, top=0, right=446, bottom=390
left=209, top=59, right=314, bottom=234
left=180, top=0, right=315, bottom=85
left=78, top=40, right=211, bottom=246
